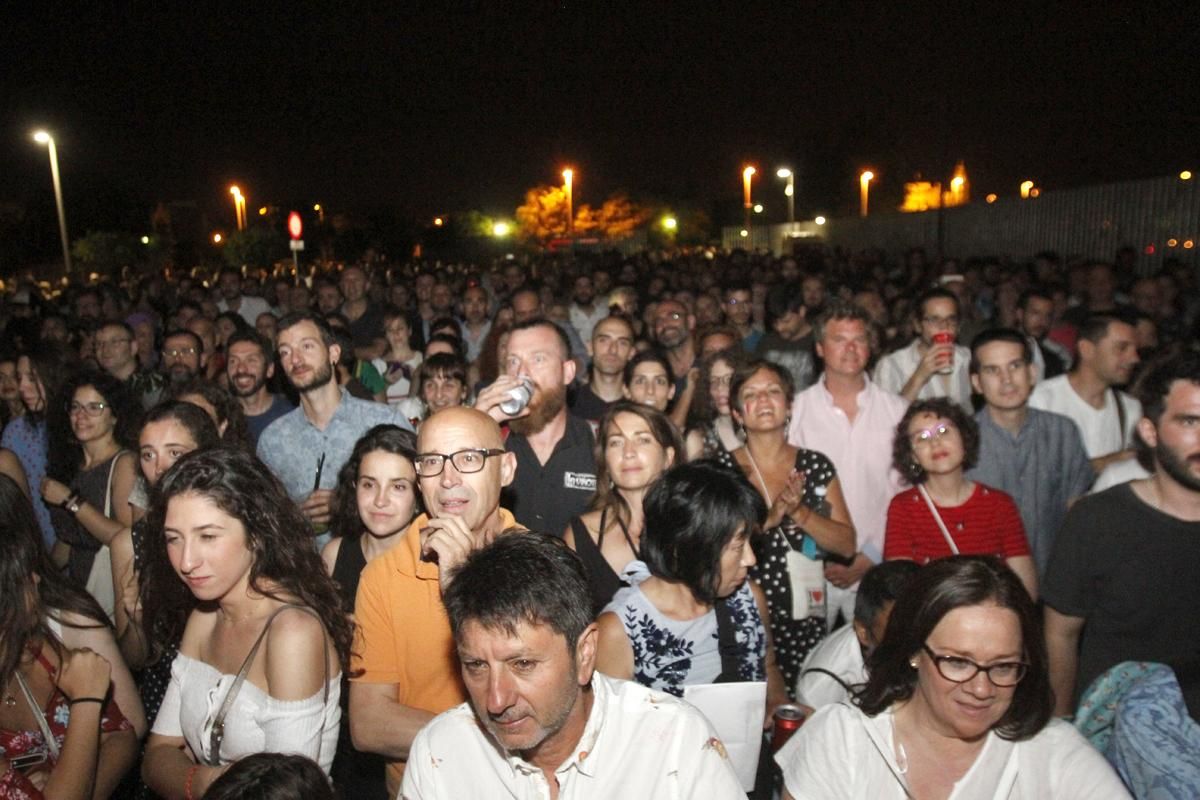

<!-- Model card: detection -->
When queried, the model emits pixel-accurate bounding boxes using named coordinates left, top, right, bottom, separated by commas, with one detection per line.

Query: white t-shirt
left=795, top=624, right=866, bottom=709
left=401, top=671, right=745, bottom=799
left=873, top=339, right=973, bottom=412
left=776, top=702, right=1130, bottom=799
left=1029, top=375, right=1141, bottom=459
left=217, top=295, right=272, bottom=328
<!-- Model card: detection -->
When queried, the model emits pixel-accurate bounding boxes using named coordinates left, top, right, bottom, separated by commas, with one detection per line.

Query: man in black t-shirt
left=1043, top=353, right=1200, bottom=720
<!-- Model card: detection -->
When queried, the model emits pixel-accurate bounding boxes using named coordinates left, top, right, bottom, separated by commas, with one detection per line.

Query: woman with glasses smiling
left=42, top=370, right=139, bottom=619
left=885, top=398, right=1038, bottom=600
left=775, top=556, right=1129, bottom=799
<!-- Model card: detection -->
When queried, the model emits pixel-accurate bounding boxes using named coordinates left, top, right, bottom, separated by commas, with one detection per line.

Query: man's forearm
left=350, top=689, right=437, bottom=760
left=1046, top=630, right=1080, bottom=716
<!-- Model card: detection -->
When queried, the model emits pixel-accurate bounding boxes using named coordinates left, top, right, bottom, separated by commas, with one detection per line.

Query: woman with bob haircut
left=596, top=461, right=789, bottom=716
left=141, top=448, right=353, bottom=798
left=775, top=556, right=1129, bottom=799
left=885, top=398, right=1037, bottom=599
left=0, top=473, right=141, bottom=798
left=565, top=401, right=683, bottom=614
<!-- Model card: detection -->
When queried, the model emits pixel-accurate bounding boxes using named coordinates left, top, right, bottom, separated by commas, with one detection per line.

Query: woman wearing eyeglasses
left=776, top=556, right=1130, bottom=799
left=884, top=399, right=1037, bottom=600
left=42, top=371, right=139, bottom=619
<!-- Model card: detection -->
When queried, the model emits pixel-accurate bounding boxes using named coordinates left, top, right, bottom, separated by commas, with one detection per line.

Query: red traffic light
left=287, top=212, right=303, bottom=240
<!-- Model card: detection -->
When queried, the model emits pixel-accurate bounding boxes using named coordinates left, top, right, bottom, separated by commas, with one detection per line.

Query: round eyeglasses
left=921, top=644, right=1028, bottom=687
left=67, top=401, right=109, bottom=417
left=909, top=421, right=956, bottom=448
left=414, top=448, right=506, bottom=477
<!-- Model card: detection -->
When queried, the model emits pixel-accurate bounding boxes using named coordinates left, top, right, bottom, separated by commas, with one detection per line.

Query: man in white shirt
left=215, top=266, right=272, bottom=327
left=1029, top=312, right=1142, bottom=475
left=788, top=301, right=908, bottom=627
left=873, top=287, right=972, bottom=411
left=568, top=274, right=608, bottom=344
left=402, top=532, right=744, bottom=800
left=795, top=560, right=918, bottom=710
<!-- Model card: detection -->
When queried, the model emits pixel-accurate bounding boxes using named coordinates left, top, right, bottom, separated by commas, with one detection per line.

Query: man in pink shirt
left=788, top=301, right=908, bottom=627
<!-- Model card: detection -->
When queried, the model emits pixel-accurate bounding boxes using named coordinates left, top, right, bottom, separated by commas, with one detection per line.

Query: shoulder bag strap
left=14, top=670, right=61, bottom=761
left=800, top=666, right=853, bottom=692
left=103, top=450, right=128, bottom=518
left=916, top=485, right=960, bottom=555
left=1112, top=387, right=1126, bottom=447
left=207, top=604, right=331, bottom=766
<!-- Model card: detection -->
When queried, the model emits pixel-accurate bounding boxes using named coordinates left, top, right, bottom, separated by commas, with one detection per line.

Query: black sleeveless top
left=331, top=535, right=368, bottom=613
left=328, top=535, right=387, bottom=799
left=569, top=516, right=626, bottom=615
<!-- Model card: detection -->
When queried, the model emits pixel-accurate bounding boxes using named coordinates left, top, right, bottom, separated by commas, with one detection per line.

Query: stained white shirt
left=400, top=671, right=744, bottom=799
left=1029, top=375, right=1141, bottom=459
left=873, top=339, right=974, bottom=411
left=777, top=702, right=1130, bottom=799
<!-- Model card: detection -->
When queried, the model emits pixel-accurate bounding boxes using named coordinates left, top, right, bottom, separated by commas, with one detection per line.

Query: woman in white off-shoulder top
left=140, top=448, right=353, bottom=799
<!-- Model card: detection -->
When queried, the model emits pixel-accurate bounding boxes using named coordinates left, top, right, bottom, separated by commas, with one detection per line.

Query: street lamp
left=1020, top=180, right=1035, bottom=199
left=662, top=216, right=677, bottom=231
left=229, top=186, right=246, bottom=231
left=776, top=168, right=795, bottom=223
left=493, top=221, right=511, bottom=238
left=859, top=170, right=874, bottom=218
left=32, top=130, right=72, bottom=273
left=562, top=169, right=574, bottom=236
left=742, top=166, right=756, bottom=232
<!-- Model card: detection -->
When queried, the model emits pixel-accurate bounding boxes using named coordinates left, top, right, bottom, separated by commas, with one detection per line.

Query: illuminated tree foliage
left=515, top=185, right=650, bottom=243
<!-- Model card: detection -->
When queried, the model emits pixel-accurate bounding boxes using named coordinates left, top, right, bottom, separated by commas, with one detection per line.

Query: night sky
left=4, top=3, right=1197, bottom=240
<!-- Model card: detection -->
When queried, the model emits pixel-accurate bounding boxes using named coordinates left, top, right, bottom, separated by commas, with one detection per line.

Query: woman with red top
left=0, top=474, right=139, bottom=799
left=885, top=398, right=1039, bottom=599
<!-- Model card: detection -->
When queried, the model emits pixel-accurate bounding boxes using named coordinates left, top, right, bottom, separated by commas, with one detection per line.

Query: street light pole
left=32, top=131, right=72, bottom=273
left=230, top=186, right=246, bottom=231
left=743, top=166, right=756, bottom=233
left=776, top=168, right=795, bottom=223
left=562, top=169, right=574, bottom=236
left=859, top=170, right=874, bottom=218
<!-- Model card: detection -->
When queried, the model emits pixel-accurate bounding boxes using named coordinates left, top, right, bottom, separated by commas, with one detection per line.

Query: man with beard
left=216, top=266, right=272, bottom=327
left=257, top=311, right=412, bottom=537
left=402, top=532, right=743, bottom=799
left=568, top=274, right=607, bottom=343
left=225, top=329, right=293, bottom=446
left=160, top=329, right=205, bottom=384
left=476, top=318, right=597, bottom=538
left=569, top=314, right=635, bottom=423
left=651, top=298, right=699, bottom=429
left=1043, top=353, right=1200, bottom=720
left=1016, top=287, right=1070, bottom=380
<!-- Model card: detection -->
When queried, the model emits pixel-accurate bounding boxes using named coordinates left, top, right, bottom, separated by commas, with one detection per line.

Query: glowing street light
left=742, top=166, right=756, bottom=231
left=753, top=204, right=764, bottom=214
left=31, top=130, right=72, bottom=272
left=662, top=216, right=678, bottom=231
left=313, top=203, right=325, bottom=224
left=493, top=221, right=511, bottom=238
left=859, top=170, right=874, bottom=218
left=140, top=235, right=150, bottom=245
left=562, top=168, right=574, bottom=235
left=1181, top=171, right=1193, bottom=181
left=433, top=217, right=444, bottom=227
left=776, top=167, right=795, bottom=223
left=229, top=186, right=246, bottom=231
left=1020, top=180, right=1035, bottom=199
left=212, top=233, right=223, bottom=244
left=814, top=216, right=827, bottom=226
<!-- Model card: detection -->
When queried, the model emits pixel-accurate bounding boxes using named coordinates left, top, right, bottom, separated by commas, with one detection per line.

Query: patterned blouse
left=604, top=562, right=766, bottom=697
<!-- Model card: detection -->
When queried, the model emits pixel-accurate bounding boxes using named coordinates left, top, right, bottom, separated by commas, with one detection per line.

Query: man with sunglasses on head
left=351, top=406, right=521, bottom=798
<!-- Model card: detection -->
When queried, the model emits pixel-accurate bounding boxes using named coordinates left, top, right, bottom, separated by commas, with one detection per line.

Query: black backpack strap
left=713, top=597, right=742, bottom=683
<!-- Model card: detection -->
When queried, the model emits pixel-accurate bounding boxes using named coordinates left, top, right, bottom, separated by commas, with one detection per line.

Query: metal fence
left=723, top=174, right=1199, bottom=273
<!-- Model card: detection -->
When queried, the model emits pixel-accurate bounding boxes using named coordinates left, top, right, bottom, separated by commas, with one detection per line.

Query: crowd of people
left=0, top=242, right=1196, bottom=798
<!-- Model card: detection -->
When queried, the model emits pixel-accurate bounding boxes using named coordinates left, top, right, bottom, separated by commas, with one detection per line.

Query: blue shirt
left=967, top=407, right=1093, bottom=576
left=257, top=389, right=413, bottom=503
left=1, top=417, right=54, bottom=548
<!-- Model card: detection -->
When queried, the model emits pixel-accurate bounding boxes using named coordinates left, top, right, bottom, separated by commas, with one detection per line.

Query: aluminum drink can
left=932, top=331, right=955, bottom=374
left=499, top=376, right=535, bottom=416
left=771, top=704, right=806, bottom=752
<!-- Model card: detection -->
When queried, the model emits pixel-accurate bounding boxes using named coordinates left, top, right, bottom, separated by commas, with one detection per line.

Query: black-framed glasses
left=921, top=645, right=1028, bottom=687
left=67, top=401, right=108, bottom=417
left=414, top=448, right=506, bottom=477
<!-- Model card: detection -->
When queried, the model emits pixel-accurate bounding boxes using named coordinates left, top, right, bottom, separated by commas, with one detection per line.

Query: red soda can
left=771, top=704, right=806, bottom=752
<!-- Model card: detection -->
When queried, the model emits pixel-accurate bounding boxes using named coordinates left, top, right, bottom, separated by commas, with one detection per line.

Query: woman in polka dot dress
left=729, top=359, right=857, bottom=692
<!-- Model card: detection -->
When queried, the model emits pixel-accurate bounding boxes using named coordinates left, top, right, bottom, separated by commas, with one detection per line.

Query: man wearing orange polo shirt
left=350, top=407, right=520, bottom=796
